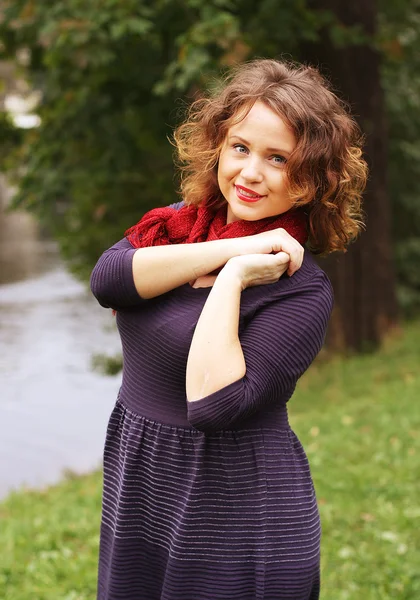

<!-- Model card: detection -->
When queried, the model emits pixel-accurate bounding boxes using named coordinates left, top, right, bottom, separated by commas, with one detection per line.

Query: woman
left=91, top=59, right=367, bottom=600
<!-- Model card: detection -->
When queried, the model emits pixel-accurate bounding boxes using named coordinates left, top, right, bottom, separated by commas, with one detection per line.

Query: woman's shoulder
left=292, top=251, right=334, bottom=307
left=169, top=200, right=185, bottom=211
left=270, top=250, right=332, bottom=295
left=295, top=250, right=332, bottom=286
left=241, top=250, right=334, bottom=318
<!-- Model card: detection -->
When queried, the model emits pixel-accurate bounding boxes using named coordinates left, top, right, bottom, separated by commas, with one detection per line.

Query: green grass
left=1, top=472, right=103, bottom=600
left=2, top=320, right=420, bottom=599
left=290, top=320, right=420, bottom=599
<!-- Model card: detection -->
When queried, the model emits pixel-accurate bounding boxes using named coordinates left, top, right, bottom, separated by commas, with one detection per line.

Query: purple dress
left=90, top=207, right=333, bottom=600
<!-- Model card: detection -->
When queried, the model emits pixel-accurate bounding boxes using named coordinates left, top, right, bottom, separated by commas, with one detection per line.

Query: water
left=0, top=179, right=121, bottom=499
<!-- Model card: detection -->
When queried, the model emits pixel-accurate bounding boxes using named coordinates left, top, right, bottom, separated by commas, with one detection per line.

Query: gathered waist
left=117, top=388, right=290, bottom=432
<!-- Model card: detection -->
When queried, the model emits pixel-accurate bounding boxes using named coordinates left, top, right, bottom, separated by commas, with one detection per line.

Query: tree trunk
left=300, top=0, right=399, bottom=352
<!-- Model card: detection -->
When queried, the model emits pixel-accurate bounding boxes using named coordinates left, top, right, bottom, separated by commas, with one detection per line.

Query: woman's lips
left=235, top=185, right=264, bottom=203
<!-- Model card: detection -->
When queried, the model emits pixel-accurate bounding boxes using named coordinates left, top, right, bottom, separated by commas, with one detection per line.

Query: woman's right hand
left=222, top=252, right=291, bottom=290
left=237, top=228, right=304, bottom=276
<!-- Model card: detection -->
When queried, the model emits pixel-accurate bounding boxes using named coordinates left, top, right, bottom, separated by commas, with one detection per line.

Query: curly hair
left=173, top=58, right=368, bottom=255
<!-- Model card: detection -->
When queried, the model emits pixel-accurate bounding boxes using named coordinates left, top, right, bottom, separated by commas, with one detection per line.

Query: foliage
left=0, top=111, right=23, bottom=165
left=91, top=351, right=122, bottom=376
left=0, top=0, right=419, bottom=309
left=2, top=318, right=420, bottom=599
left=0, top=0, right=196, bottom=277
left=0, top=0, right=365, bottom=279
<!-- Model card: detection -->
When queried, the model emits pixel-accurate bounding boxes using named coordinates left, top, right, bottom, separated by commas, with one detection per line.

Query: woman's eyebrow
left=228, top=134, right=292, bottom=156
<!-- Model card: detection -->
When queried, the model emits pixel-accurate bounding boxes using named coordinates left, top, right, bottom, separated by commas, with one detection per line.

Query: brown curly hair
left=173, top=58, right=368, bottom=254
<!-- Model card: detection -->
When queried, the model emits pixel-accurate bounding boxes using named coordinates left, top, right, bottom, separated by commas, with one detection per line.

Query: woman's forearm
left=186, top=265, right=246, bottom=402
left=132, top=238, right=242, bottom=299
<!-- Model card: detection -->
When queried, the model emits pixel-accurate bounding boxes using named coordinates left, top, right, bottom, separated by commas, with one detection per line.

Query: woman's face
left=217, top=101, right=297, bottom=224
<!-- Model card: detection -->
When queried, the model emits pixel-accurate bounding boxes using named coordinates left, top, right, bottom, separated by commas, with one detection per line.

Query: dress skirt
left=97, top=399, right=321, bottom=600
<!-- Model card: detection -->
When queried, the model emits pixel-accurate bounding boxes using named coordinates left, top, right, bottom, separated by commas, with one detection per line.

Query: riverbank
left=0, top=267, right=122, bottom=499
left=0, top=192, right=123, bottom=500
left=1, top=320, right=420, bottom=600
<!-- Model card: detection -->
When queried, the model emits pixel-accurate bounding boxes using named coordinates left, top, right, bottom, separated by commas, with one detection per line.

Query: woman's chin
left=226, top=200, right=263, bottom=224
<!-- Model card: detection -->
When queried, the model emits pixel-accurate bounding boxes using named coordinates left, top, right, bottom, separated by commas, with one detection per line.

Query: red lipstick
left=235, top=185, right=264, bottom=203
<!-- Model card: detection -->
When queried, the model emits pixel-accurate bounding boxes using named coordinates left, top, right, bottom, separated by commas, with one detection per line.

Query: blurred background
left=0, top=1, right=419, bottom=599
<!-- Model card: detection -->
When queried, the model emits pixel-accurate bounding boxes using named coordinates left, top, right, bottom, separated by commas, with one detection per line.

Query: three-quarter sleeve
left=90, top=238, right=143, bottom=310
left=187, top=271, right=333, bottom=433
left=90, top=202, right=184, bottom=310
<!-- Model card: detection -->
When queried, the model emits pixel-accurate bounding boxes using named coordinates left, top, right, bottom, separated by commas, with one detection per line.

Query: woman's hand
left=236, top=228, right=304, bottom=276
left=222, top=252, right=291, bottom=291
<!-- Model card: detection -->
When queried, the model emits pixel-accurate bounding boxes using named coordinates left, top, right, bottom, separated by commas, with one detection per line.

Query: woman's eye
left=272, top=155, right=287, bottom=165
left=233, top=144, right=248, bottom=154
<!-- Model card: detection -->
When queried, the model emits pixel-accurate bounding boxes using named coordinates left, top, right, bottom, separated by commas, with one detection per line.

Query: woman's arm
left=90, top=203, right=303, bottom=309
left=185, top=268, right=333, bottom=433
left=131, top=238, right=241, bottom=299
left=186, top=251, right=296, bottom=402
left=90, top=236, right=247, bottom=309
left=132, top=224, right=304, bottom=300
left=186, top=266, right=246, bottom=401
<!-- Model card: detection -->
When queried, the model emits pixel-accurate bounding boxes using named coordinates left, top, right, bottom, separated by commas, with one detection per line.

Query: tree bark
left=300, top=0, right=399, bottom=352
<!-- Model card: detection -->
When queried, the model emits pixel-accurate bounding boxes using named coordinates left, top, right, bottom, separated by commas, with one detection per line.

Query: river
left=0, top=178, right=121, bottom=500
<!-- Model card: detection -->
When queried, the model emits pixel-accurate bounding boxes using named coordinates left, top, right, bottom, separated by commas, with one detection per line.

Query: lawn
left=1, top=320, right=420, bottom=599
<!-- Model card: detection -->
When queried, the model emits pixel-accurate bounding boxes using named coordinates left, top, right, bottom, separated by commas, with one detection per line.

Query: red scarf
left=126, top=201, right=308, bottom=248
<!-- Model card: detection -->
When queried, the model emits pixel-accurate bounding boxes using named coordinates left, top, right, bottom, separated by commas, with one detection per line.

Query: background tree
left=379, top=0, right=420, bottom=317
left=298, top=0, right=399, bottom=350
left=1, top=0, right=419, bottom=351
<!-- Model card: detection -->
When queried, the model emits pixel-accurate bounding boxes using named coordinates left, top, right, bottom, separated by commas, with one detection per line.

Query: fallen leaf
left=310, top=426, right=320, bottom=437
left=361, top=513, right=375, bottom=522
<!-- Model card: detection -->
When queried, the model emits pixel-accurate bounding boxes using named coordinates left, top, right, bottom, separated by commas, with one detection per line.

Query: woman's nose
left=241, top=157, right=263, bottom=183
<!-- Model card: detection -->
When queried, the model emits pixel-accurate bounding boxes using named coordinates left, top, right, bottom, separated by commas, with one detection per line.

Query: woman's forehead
left=227, top=102, right=296, bottom=152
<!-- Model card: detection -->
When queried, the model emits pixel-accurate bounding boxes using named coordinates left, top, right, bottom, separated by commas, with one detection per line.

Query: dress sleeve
left=90, top=238, right=142, bottom=310
left=90, top=201, right=185, bottom=310
left=187, top=271, right=334, bottom=433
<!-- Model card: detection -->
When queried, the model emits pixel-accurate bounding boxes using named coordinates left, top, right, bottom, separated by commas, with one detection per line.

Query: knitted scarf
left=126, top=201, right=308, bottom=248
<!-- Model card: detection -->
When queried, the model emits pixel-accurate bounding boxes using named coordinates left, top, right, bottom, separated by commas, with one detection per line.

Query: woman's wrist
left=217, top=259, right=246, bottom=291
left=226, top=235, right=257, bottom=258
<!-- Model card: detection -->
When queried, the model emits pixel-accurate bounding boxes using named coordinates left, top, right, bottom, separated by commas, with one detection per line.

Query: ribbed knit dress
left=90, top=202, right=334, bottom=600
